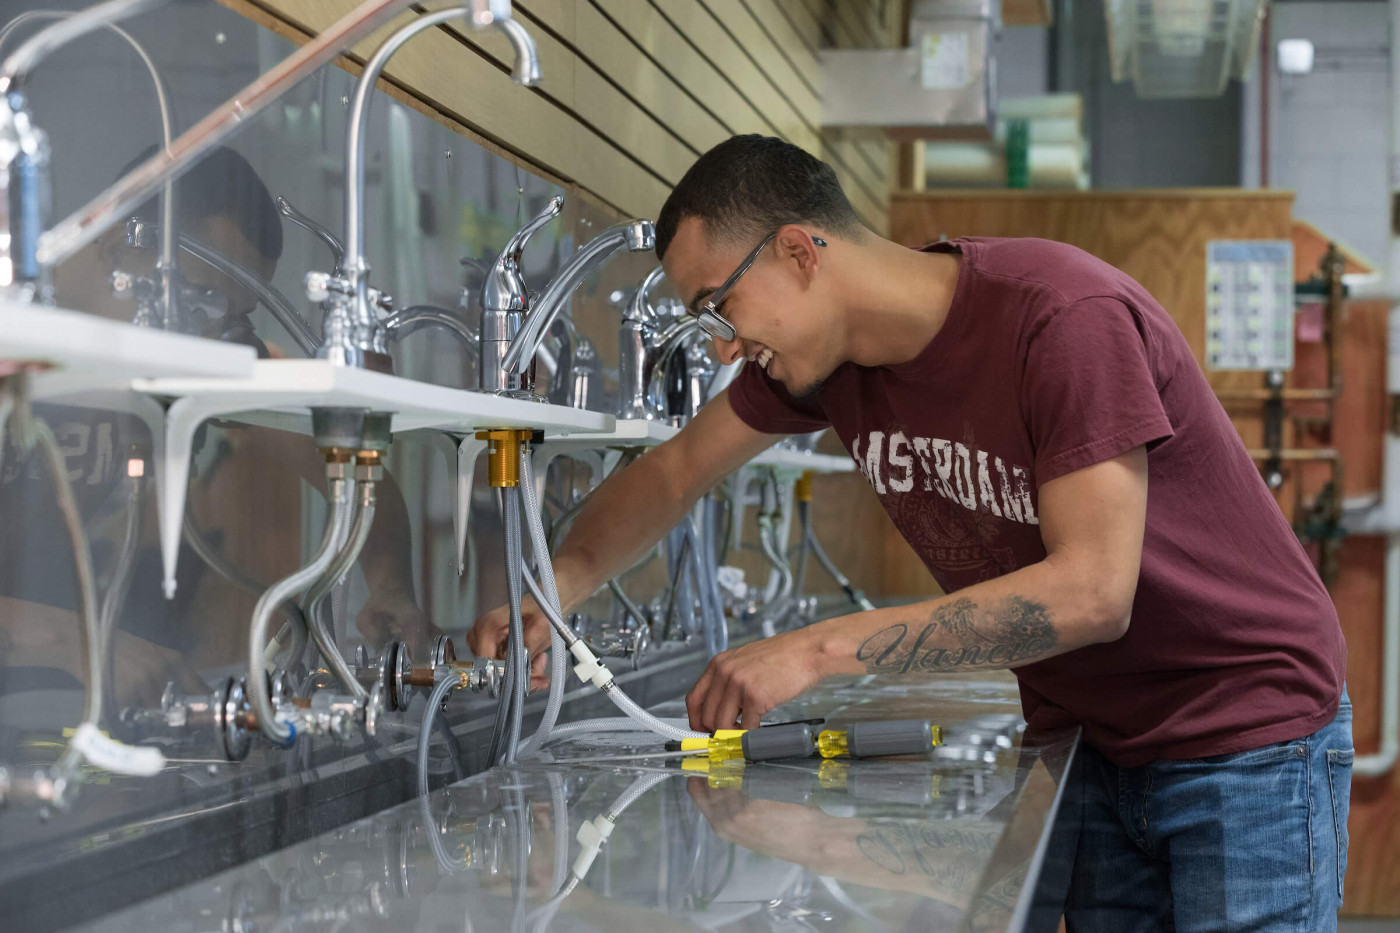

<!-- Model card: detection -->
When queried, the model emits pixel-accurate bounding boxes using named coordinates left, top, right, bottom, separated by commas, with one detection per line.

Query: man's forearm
left=806, top=556, right=1131, bottom=678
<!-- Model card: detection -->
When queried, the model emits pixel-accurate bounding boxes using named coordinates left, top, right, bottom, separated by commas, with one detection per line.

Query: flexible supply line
left=802, top=501, right=876, bottom=613
left=519, top=449, right=566, bottom=756
left=518, top=566, right=702, bottom=744
left=301, top=478, right=376, bottom=700
left=527, top=771, right=673, bottom=931
left=491, top=484, right=528, bottom=766
left=248, top=477, right=354, bottom=745
left=417, top=673, right=464, bottom=798
left=6, top=381, right=163, bottom=785
left=99, top=473, right=144, bottom=737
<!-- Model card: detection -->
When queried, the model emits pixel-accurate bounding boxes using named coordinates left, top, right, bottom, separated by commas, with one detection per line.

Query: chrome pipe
left=248, top=477, right=354, bottom=745
left=302, top=479, right=375, bottom=701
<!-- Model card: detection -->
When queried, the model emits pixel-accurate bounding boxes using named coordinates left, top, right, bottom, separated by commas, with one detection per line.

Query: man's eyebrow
left=688, top=286, right=716, bottom=315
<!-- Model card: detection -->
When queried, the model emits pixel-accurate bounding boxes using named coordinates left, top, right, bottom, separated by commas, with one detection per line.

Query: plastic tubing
left=805, top=509, right=877, bottom=613
left=97, top=477, right=145, bottom=738
left=516, top=567, right=704, bottom=744
left=31, top=418, right=102, bottom=776
left=537, top=716, right=693, bottom=742
left=681, top=516, right=717, bottom=656
left=302, top=478, right=376, bottom=700
left=501, top=485, right=527, bottom=764
left=416, top=673, right=461, bottom=798
left=248, top=477, right=353, bottom=745
left=519, top=450, right=566, bottom=756
left=697, top=502, right=728, bottom=654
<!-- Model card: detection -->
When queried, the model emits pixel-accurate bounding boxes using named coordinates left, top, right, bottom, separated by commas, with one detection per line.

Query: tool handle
left=741, top=723, right=814, bottom=761
left=847, top=719, right=934, bottom=758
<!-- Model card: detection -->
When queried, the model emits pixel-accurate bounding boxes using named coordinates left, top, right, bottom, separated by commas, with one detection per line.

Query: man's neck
left=835, top=235, right=961, bottom=368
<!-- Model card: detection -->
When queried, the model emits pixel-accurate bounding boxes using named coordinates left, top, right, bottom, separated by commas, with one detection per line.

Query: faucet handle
left=278, top=196, right=346, bottom=275
left=305, top=270, right=351, bottom=304
left=481, top=195, right=564, bottom=313
left=625, top=264, right=666, bottom=323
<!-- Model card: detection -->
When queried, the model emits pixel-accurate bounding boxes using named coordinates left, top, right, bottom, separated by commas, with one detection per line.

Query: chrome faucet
left=0, top=0, right=177, bottom=309
left=616, top=266, right=715, bottom=422
left=308, top=0, right=541, bottom=373
left=500, top=218, right=656, bottom=395
left=478, top=195, right=564, bottom=395
left=126, top=218, right=321, bottom=356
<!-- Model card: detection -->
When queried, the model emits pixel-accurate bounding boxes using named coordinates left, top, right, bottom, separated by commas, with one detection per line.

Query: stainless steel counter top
left=80, top=674, right=1078, bottom=932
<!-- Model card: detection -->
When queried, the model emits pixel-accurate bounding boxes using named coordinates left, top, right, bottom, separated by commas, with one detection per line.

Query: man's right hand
left=466, top=597, right=555, bottom=693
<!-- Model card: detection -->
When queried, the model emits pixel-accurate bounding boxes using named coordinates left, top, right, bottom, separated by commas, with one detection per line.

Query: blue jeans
left=1032, top=690, right=1353, bottom=932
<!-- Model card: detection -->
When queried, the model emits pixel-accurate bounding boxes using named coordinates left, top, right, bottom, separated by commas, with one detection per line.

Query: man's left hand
left=685, top=627, right=828, bottom=731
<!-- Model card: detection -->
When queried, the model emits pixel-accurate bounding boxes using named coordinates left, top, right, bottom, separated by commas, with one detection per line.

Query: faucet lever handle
left=626, top=264, right=666, bottom=323
left=501, top=195, right=563, bottom=265
left=278, top=196, right=346, bottom=275
left=481, top=194, right=564, bottom=313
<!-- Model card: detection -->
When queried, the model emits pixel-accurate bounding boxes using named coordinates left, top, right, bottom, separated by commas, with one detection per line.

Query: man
left=469, top=135, right=1351, bottom=929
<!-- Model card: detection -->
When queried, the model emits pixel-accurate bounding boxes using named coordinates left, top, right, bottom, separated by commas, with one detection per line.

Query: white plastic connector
left=70, top=723, right=166, bottom=777
left=567, top=640, right=614, bottom=690
left=571, top=813, right=615, bottom=879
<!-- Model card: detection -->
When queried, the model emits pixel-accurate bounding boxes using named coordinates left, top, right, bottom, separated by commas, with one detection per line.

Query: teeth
left=757, top=349, right=773, bottom=369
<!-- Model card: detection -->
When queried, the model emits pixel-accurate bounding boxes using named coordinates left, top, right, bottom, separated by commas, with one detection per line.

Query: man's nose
left=712, top=333, right=744, bottom=366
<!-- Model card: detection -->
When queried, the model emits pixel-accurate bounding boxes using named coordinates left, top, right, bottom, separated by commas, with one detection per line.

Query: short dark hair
left=655, top=135, right=863, bottom=260
left=121, top=145, right=283, bottom=264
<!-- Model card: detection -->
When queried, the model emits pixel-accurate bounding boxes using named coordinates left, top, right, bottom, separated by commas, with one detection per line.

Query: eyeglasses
left=693, top=232, right=826, bottom=343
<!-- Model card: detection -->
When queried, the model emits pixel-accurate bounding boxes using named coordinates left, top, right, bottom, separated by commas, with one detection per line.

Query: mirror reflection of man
left=1, top=147, right=434, bottom=740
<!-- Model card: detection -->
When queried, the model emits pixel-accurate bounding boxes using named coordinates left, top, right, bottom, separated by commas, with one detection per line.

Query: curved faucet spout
left=332, top=2, right=544, bottom=370
left=492, top=15, right=541, bottom=85
left=0, top=0, right=177, bottom=305
left=383, top=305, right=479, bottom=351
left=503, top=219, right=656, bottom=375
left=0, top=0, right=171, bottom=93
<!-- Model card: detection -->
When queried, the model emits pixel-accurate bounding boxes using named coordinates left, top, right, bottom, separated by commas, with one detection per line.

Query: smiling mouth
left=757, top=348, right=773, bottom=369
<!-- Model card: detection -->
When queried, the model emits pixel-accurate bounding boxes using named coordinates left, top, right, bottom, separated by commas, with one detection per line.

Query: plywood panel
left=434, top=2, right=699, bottom=187
left=246, top=0, right=673, bottom=217
left=551, top=0, right=730, bottom=151
left=652, top=0, right=818, bottom=149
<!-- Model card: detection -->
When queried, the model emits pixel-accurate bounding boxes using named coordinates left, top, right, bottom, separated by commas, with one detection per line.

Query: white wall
left=1242, top=2, right=1391, bottom=267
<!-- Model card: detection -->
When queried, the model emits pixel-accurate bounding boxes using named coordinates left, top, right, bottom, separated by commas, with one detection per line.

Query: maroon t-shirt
left=729, top=236, right=1346, bottom=766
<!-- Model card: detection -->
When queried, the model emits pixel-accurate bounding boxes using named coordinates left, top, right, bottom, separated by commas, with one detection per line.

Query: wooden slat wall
left=226, top=0, right=901, bottom=232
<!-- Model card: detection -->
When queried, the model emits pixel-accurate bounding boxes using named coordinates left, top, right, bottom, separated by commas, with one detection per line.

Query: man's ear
left=774, top=224, right=821, bottom=284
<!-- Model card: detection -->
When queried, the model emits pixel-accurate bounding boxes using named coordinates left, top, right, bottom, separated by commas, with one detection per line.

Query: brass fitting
left=476, top=429, right=533, bottom=487
left=354, top=449, right=384, bottom=482
left=794, top=469, right=815, bottom=503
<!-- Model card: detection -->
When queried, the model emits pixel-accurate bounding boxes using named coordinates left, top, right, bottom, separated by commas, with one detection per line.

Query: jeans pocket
left=1327, top=748, right=1353, bottom=900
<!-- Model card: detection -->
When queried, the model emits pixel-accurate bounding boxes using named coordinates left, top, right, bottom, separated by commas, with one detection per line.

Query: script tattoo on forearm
left=855, top=596, right=1057, bottom=673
